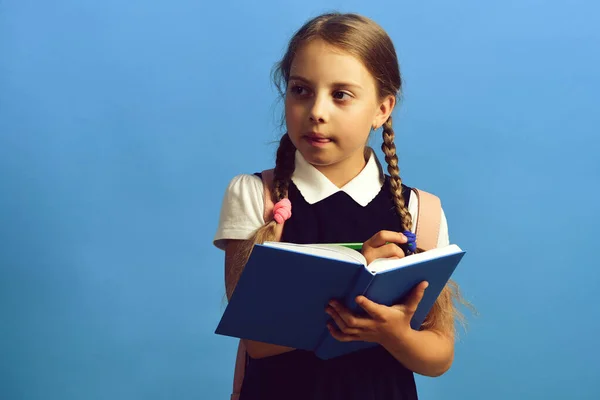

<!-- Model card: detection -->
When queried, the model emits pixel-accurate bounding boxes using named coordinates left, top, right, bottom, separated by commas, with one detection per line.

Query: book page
left=262, top=242, right=366, bottom=265
left=368, top=244, right=463, bottom=273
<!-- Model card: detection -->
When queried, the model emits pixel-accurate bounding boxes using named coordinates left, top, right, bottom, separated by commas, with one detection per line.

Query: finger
left=326, top=306, right=363, bottom=336
left=327, top=323, right=360, bottom=342
left=365, top=231, right=407, bottom=248
left=355, top=295, right=389, bottom=321
left=404, top=281, right=429, bottom=314
left=368, top=243, right=405, bottom=260
left=328, top=301, right=371, bottom=330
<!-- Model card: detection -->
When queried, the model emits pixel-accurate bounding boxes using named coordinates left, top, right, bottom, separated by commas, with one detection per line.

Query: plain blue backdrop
left=1, top=0, right=599, bottom=399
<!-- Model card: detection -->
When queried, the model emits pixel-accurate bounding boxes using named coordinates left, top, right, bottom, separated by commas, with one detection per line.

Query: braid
left=380, top=119, right=475, bottom=336
left=272, top=134, right=297, bottom=203
left=226, top=134, right=296, bottom=299
left=381, top=116, right=413, bottom=232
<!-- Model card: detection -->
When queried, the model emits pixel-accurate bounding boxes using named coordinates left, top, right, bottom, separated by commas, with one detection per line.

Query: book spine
left=313, top=268, right=374, bottom=354
left=343, top=267, right=375, bottom=314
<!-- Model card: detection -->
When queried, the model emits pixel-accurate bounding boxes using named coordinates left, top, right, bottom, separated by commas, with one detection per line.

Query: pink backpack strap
left=411, top=188, right=442, bottom=251
left=230, top=341, right=246, bottom=400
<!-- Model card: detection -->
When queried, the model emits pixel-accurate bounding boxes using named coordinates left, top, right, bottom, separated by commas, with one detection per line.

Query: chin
left=298, top=148, right=337, bottom=167
left=303, top=155, right=331, bottom=167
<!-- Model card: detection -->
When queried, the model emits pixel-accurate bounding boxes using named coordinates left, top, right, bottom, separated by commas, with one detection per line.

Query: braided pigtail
left=381, top=117, right=417, bottom=253
left=226, top=134, right=296, bottom=299
left=381, top=116, right=472, bottom=337
left=381, top=116, right=412, bottom=233
left=253, top=134, right=296, bottom=243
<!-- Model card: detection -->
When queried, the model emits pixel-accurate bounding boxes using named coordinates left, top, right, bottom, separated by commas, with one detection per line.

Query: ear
left=372, top=94, right=396, bottom=129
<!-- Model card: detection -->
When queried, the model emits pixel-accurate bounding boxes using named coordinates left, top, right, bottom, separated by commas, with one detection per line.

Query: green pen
left=323, top=242, right=405, bottom=251
left=324, top=243, right=363, bottom=250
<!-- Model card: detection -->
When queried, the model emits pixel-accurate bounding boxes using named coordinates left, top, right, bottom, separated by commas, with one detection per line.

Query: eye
left=333, top=91, right=352, bottom=101
left=289, top=85, right=309, bottom=96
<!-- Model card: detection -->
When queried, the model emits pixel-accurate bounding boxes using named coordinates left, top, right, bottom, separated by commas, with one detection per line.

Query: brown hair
left=227, top=12, right=472, bottom=337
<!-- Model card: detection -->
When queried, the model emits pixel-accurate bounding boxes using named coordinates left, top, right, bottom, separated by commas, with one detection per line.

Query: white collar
left=291, top=149, right=384, bottom=207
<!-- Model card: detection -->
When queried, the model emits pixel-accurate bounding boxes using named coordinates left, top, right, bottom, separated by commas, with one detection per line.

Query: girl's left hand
left=325, top=281, right=429, bottom=346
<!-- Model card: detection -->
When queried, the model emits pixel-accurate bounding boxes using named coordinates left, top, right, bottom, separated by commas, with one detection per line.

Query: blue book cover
left=215, top=242, right=465, bottom=360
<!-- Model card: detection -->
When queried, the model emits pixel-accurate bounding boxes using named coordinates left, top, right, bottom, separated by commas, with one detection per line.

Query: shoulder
left=224, top=173, right=264, bottom=197
left=213, top=173, right=266, bottom=250
left=218, top=173, right=265, bottom=216
left=381, top=176, right=445, bottom=243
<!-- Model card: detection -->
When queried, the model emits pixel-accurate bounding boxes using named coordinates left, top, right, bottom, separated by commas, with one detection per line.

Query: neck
left=313, top=149, right=368, bottom=188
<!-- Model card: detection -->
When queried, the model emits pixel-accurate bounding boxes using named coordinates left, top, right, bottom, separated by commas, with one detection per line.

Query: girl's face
left=285, top=38, right=394, bottom=176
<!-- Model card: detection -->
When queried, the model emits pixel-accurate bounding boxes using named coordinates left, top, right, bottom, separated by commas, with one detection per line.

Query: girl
left=213, top=12, right=466, bottom=400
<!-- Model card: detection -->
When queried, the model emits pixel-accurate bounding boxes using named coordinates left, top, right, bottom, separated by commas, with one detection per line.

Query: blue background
left=1, top=0, right=599, bottom=399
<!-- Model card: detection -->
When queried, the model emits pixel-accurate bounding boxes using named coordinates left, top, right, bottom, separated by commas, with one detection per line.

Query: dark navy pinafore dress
left=239, top=174, right=419, bottom=400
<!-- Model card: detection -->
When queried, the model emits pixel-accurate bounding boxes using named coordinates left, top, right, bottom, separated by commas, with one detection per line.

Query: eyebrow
left=288, top=75, right=363, bottom=90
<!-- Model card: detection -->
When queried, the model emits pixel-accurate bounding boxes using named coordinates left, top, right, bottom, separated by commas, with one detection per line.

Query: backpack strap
left=230, top=173, right=441, bottom=399
left=411, top=188, right=442, bottom=251
left=230, top=341, right=247, bottom=400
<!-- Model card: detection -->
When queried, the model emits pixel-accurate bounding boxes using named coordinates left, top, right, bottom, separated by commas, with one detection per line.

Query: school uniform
left=214, top=150, right=450, bottom=400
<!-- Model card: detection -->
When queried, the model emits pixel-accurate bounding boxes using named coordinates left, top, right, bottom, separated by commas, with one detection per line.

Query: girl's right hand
left=361, top=230, right=408, bottom=265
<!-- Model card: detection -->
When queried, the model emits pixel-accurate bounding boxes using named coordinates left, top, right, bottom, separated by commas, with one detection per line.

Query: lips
left=303, top=134, right=332, bottom=147
left=304, top=133, right=332, bottom=143
left=307, top=137, right=331, bottom=143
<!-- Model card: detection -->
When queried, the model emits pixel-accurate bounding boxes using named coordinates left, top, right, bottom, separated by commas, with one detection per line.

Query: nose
left=308, top=94, right=328, bottom=124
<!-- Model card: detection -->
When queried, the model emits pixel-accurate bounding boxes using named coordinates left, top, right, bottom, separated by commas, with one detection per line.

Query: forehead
left=289, top=39, right=376, bottom=88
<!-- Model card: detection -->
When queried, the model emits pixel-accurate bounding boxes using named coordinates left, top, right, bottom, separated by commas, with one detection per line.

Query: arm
left=225, top=239, right=295, bottom=359
left=326, top=280, right=456, bottom=377
left=381, top=328, right=454, bottom=377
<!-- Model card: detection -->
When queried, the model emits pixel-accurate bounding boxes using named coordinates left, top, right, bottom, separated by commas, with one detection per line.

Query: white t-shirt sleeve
left=437, top=208, right=450, bottom=247
left=407, top=191, right=450, bottom=248
left=213, top=174, right=266, bottom=250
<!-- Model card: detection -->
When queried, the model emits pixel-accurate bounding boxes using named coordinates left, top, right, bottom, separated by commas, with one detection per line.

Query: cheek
left=285, top=101, right=303, bottom=129
left=339, top=108, right=374, bottom=140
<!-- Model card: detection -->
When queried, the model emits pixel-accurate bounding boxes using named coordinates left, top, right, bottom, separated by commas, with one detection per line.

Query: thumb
left=404, top=281, right=429, bottom=314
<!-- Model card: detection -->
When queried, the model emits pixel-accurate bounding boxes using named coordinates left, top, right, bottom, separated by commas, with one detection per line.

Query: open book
left=215, top=242, right=465, bottom=360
